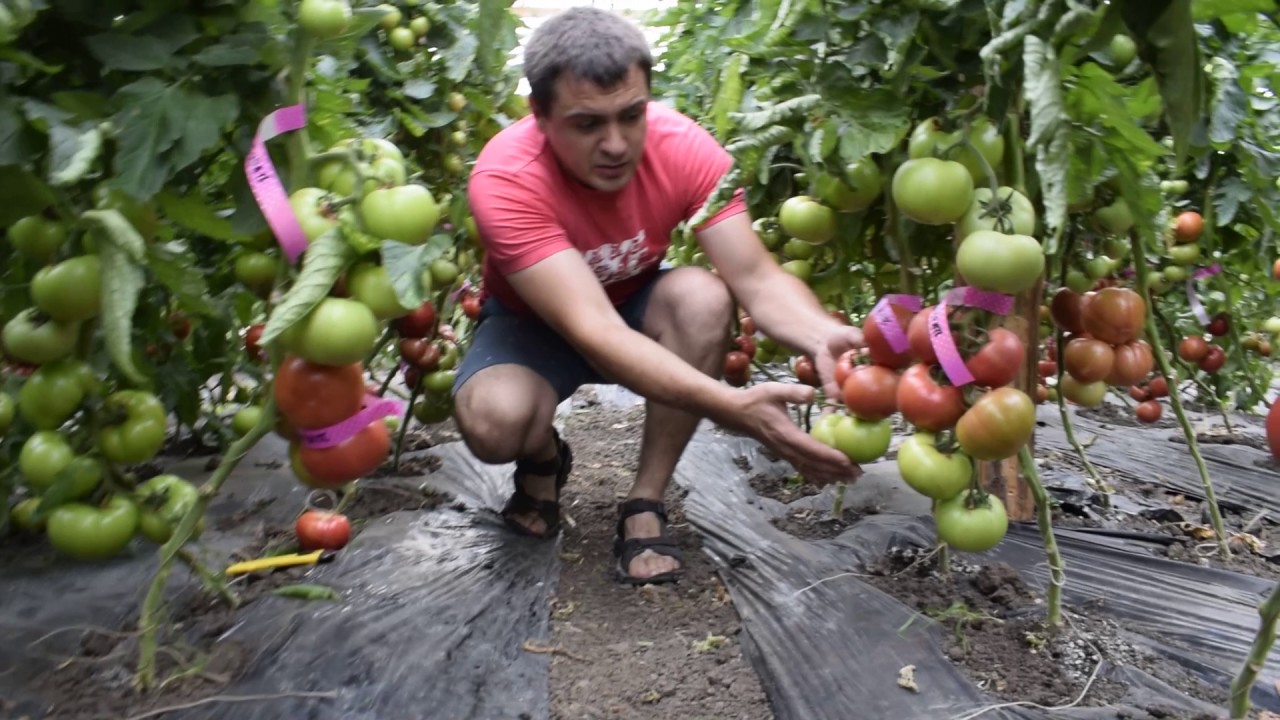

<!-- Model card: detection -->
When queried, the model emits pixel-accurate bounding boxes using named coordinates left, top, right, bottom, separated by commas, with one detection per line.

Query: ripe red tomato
left=1147, top=376, right=1169, bottom=398
left=299, top=421, right=392, bottom=487
left=1107, top=341, right=1154, bottom=387
left=1035, top=385, right=1049, bottom=404
left=1267, top=401, right=1280, bottom=460
left=274, top=355, right=366, bottom=429
left=842, top=365, right=900, bottom=420
left=1129, top=385, right=1150, bottom=401
left=1273, top=258, right=1280, bottom=281
left=1208, top=312, right=1230, bottom=338
left=1044, top=337, right=1057, bottom=362
left=955, top=387, right=1036, bottom=461
left=1082, top=287, right=1145, bottom=345
left=734, top=334, right=757, bottom=358
left=863, top=304, right=915, bottom=369
left=1174, top=211, right=1203, bottom=245
left=1038, top=360, right=1058, bottom=378
left=295, top=509, right=352, bottom=551
left=896, top=364, right=966, bottom=432
left=400, top=338, right=441, bottom=371
left=1177, top=336, right=1209, bottom=363
left=1050, top=288, right=1086, bottom=334
left=394, top=301, right=437, bottom=338
left=245, top=324, right=266, bottom=361
left=1135, top=400, right=1163, bottom=424
left=1063, top=337, right=1115, bottom=384
left=1199, top=345, right=1226, bottom=373
left=907, top=306, right=937, bottom=364
left=461, top=294, right=482, bottom=320
left=1260, top=341, right=1273, bottom=358
left=741, top=315, right=758, bottom=336
left=724, top=350, right=750, bottom=376
left=834, top=349, right=860, bottom=388
left=967, top=327, right=1024, bottom=388
left=168, top=312, right=191, bottom=340
left=794, top=355, right=820, bottom=387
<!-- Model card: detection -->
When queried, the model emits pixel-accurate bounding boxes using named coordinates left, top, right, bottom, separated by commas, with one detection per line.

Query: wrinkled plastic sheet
left=0, top=435, right=559, bottom=720
left=670, top=433, right=1280, bottom=720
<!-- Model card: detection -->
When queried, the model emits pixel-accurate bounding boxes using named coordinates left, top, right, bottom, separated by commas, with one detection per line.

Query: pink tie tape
left=1185, top=263, right=1222, bottom=327
left=928, top=287, right=1015, bottom=387
left=300, top=394, right=405, bottom=449
left=869, top=294, right=923, bottom=354
left=244, top=104, right=310, bottom=264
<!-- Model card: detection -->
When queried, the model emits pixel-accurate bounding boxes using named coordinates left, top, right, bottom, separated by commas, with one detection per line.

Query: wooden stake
left=978, top=279, right=1040, bottom=522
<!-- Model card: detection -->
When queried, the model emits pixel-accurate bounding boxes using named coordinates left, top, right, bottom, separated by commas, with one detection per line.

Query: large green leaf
left=146, top=245, right=217, bottom=316
left=156, top=191, right=240, bottom=241
left=1023, top=35, right=1069, bottom=250
left=84, top=34, right=183, bottom=72
left=442, top=34, right=479, bottom=83
left=1119, top=0, right=1204, bottom=167
left=834, top=90, right=911, bottom=165
left=1191, top=0, right=1275, bottom=20
left=260, top=230, right=354, bottom=345
left=383, top=236, right=453, bottom=309
left=109, top=78, right=182, bottom=198
left=47, top=123, right=103, bottom=187
left=1207, top=57, right=1247, bottom=148
left=81, top=210, right=148, bottom=386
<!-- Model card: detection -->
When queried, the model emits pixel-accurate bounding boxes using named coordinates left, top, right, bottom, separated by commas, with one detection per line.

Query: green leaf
left=1118, top=0, right=1204, bottom=167
left=260, top=230, right=355, bottom=346
left=1023, top=36, right=1070, bottom=250
left=156, top=192, right=240, bottom=241
left=402, top=78, right=437, bottom=100
left=110, top=79, right=181, bottom=199
left=0, top=165, right=55, bottom=228
left=730, top=94, right=822, bottom=133
left=191, top=33, right=264, bottom=66
left=1214, top=175, right=1251, bottom=227
left=50, top=92, right=111, bottom=121
left=82, top=210, right=148, bottom=386
left=442, top=34, right=479, bottom=83
left=48, top=124, right=104, bottom=187
left=84, top=34, right=181, bottom=72
left=145, top=245, right=217, bottom=316
left=1207, top=58, right=1247, bottom=147
left=272, top=584, right=342, bottom=602
left=0, top=96, right=39, bottom=165
left=1191, top=0, right=1275, bottom=21
left=383, top=236, right=453, bottom=309
left=833, top=90, right=911, bottom=165
left=167, top=92, right=239, bottom=169
left=475, top=0, right=509, bottom=76
left=711, top=54, right=746, bottom=141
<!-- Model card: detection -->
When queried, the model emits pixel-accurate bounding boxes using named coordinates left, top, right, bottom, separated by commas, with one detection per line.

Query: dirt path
left=546, top=397, right=774, bottom=720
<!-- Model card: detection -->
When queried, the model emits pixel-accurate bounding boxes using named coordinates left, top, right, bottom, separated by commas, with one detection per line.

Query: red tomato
left=394, top=301, right=437, bottom=338
left=1082, top=287, right=1145, bottom=345
left=1174, top=211, right=1203, bottom=244
left=461, top=295, right=482, bottom=320
left=1199, top=345, right=1226, bottom=373
left=1177, top=336, right=1209, bottom=363
left=1129, top=385, right=1150, bottom=402
left=734, top=334, right=757, bottom=358
left=1035, top=384, right=1049, bottom=404
left=724, top=350, right=750, bottom=376
left=896, top=364, right=966, bottom=432
left=1208, top=312, right=1230, bottom=338
left=842, top=364, right=900, bottom=421
left=245, top=324, right=266, bottom=361
left=834, top=349, right=860, bottom=388
left=1050, top=288, right=1086, bottom=334
left=794, top=355, right=820, bottom=387
left=955, top=387, right=1036, bottom=461
left=967, top=327, right=1024, bottom=388
left=1147, top=376, right=1169, bottom=398
left=1063, top=337, right=1115, bottom=384
left=863, top=304, right=915, bottom=369
left=1267, top=401, right=1280, bottom=460
left=1135, top=400, right=1163, bottom=424
left=299, top=421, right=392, bottom=487
left=1106, top=341, right=1154, bottom=387
left=741, top=315, right=758, bottom=336
left=1038, top=360, right=1058, bottom=378
left=274, top=355, right=366, bottom=430
left=907, top=306, right=937, bottom=365
left=295, top=510, right=352, bottom=551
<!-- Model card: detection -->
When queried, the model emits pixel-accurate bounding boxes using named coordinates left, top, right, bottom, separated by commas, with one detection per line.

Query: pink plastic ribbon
left=1185, top=263, right=1222, bottom=327
left=928, top=287, right=1015, bottom=387
left=300, top=394, right=405, bottom=449
left=869, top=294, right=923, bottom=354
left=244, top=104, right=310, bottom=264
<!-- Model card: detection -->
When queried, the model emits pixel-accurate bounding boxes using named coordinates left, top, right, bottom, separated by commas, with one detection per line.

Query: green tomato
left=284, top=297, right=380, bottom=366
left=841, top=156, right=884, bottom=211
left=347, top=262, right=412, bottom=320
left=908, top=116, right=1005, bottom=185
left=436, top=341, right=460, bottom=371
left=1103, top=236, right=1129, bottom=259
left=317, top=154, right=407, bottom=199
left=46, top=496, right=140, bottom=561
left=92, top=186, right=159, bottom=240
left=892, top=158, right=974, bottom=226
left=443, top=154, right=466, bottom=175
left=447, top=92, right=467, bottom=113
left=1065, top=270, right=1093, bottom=294
left=778, top=195, right=836, bottom=244
left=1108, top=34, right=1137, bottom=68
left=897, top=432, right=973, bottom=501
left=31, top=254, right=102, bottom=323
left=136, top=474, right=202, bottom=544
left=410, top=15, right=430, bottom=36
left=779, top=259, right=813, bottom=283
left=810, top=412, right=839, bottom=447
left=17, top=359, right=91, bottom=430
left=298, top=0, right=351, bottom=38
left=1160, top=179, right=1189, bottom=194
left=0, top=391, right=12, bottom=436
left=955, top=230, right=1045, bottom=294
left=388, top=26, right=416, bottom=51
left=377, top=3, right=402, bottom=29
left=424, top=369, right=457, bottom=396
left=289, top=187, right=340, bottom=243
left=830, top=414, right=892, bottom=464
left=234, top=252, right=279, bottom=297
left=231, top=405, right=263, bottom=437
left=2, top=308, right=80, bottom=365
left=10, top=497, right=45, bottom=532
left=8, top=215, right=68, bottom=262
left=429, top=258, right=460, bottom=287
left=1094, top=198, right=1134, bottom=235
left=955, top=186, right=1036, bottom=239
left=782, top=237, right=815, bottom=260
left=1168, top=243, right=1201, bottom=266
left=1163, top=265, right=1188, bottom=283
left=933, top=490, right=1008, bottom=553
left=98, top=390, right=168, bottom=465
left=49, top=456, right=104, bottom=501
left=1263, top=317, right=1280, bottom=336
left=360, top=185, right=440, bottom=245
left=1147, top=272, right=1170, bottom=294
left=19, top=431, right=74, bottom=491
left=1086, top=255, right=1116, bottom=280
left=414, top=393, right=455, bottom=424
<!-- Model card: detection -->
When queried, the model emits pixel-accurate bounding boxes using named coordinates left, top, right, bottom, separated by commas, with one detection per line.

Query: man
left=452, top=7, right=865, bottom=585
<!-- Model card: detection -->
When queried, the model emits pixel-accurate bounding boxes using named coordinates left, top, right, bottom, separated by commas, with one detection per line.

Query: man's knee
left=453, top=366, right=557, bottom=463
left=645, top=267, right=734, bottom=342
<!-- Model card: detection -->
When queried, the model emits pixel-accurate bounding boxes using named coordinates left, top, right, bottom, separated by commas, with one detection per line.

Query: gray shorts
left=451, top=268, right=670, bottom=403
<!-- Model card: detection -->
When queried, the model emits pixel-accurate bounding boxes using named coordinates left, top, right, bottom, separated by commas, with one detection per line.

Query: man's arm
left=697, top=213, right=848, bottom=357
left=504, top=249, right=744, bottom=423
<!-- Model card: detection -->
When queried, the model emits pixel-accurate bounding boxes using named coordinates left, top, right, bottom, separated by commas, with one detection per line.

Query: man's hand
left=811, top=323, right=869, bottom=401
left=727, top=382, right=863, bottom=487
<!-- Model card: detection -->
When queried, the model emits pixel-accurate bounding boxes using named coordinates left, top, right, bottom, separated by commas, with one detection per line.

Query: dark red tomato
left=1044, top=337, right=1057, bottom=362
left=1050, top=288, right=1086, bottom=334
left=724, top=350, right=750, bottom=376
left=863, top=304, right=915, bottom=370
left=1147, top=376, right=1169, bottom=398
left=740, top=315, right=758, bottom=336
left=1199, top=345, right=1226, bottom=373
left=842, top=364, right=900, bottom=421
left=967, top=327, right=1024, bottom=388
left=394, top=301, right=438, bottom=339
left=461, top=295, right=482, bottom=320
left=734, top=334, right=757, bottom=358
left=1082, top=287, right=1145, bottom=345
left=168, top=312, right=191, bottom=340
left=1135, top=400, right=1163, bottom=424
left=896, top=364, right=966, bottom=432
left=245, top=324, right=266, bottom=361
left=1177, top=336, right=1209, bottom=363
left=834, top=349, right=861, bottom=388
left=1267, top=400, right=1280, bottom=460
left=1063, top=337, right=1115, bottom=384
left=1106, top=340, right=1154, bottom=387
left=1038, top=360, right=1058, bottom=378
left=907, top=306, right=937, bottom=365
left=794, top=355, right=820, bottom=387
left=1129, top=385, right=1150, bottom=402
left=1208, top=312, right=1230, bottom=338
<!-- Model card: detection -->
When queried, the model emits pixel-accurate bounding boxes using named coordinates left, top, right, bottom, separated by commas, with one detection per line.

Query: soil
left=547, top=400, right=773, bottom=720
left=862, top=547, right=1235, bottom=719
left=746, top=466, right=820, bottom=505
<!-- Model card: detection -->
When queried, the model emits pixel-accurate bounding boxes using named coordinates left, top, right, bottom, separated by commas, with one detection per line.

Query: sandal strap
left=614, top=536, right=685, bottom=568
left=616, top=498, right=667, bottom=525
left=515, top=428, right=567, bottom=478
left=502, top=486, right=560, bottom=536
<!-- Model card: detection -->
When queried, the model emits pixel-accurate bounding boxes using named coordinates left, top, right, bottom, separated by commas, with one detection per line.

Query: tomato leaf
left=1118, top=0, right=1204, bottom=168
left=1213, top=175, right=1252, bottom=227
left=1191, top=0, right=1275, bottom=21
left=834, top=90, right=911, bottom=167
left=383, top=236, right=451, bottom=310
left=82, top=210, right=149, bottom=386
left=1207, top=58, right=1247, bottom=148
left=711, top=54, right=746, bottom=141
left=260, top=230, right=354, bottom=346
left=0, top=165, right=55, bottom=228
left=32, top=461, right=100, bottom=522
left=441, top=34, right=479, bottom=83
left=271, top=584, right=343, bottom=602
left=729, top=94, right=822, bottom=133
left=155, top=192, right=240, bottom=241
left=1023, top=35, right=1069, bottom=252
left=0, top=96, right=41, bottom=166
left=145, top=245, right=217, bottom=316
left=84, top=34, right=183, bottom=72
left=48, top=123, right=104, bottom=187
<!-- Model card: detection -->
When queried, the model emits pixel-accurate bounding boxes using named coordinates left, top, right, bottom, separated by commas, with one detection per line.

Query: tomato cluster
left=393, top=300, right=463, bottom=426
left=1049, top=287, right=1155, bottom=408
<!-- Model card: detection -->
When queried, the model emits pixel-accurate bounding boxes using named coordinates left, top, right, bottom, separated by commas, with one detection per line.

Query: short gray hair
left=523, top=7, right=653, bottom=115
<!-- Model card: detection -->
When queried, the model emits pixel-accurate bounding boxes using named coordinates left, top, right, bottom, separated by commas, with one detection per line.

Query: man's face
left=535, top=65, right=649, bottom=193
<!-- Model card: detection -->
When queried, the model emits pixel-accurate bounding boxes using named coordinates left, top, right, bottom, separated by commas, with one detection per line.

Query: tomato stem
left=177, top=548, right=238, bottom=609
left=392, top=376, right=422, bottom=470
left=1229, top=578, right=1280, bottom=718
left=831, top=482, right=846, bottom=519
left=1129, top=229, right=1231, bottom=559
left=1017, top=444, right=1063, bottom=629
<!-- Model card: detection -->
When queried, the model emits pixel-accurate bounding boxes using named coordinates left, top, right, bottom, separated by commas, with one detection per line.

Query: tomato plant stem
left=285, top=31, right=316, bottom=190
left=831, top=482, right=846, bottom=519
left=1017, top=445, right=1064, bottom=628
left=392, top=379, right=422, bottom=470
left=1229, top=579, right=1280, bottom=718
left=1003, top=109, right=1027, bottom=197
left=1130, top=234, right=1231, bottom=559
left=177, top=548, right=238, bottom=609
left=136, top=397, right=279, bottom=690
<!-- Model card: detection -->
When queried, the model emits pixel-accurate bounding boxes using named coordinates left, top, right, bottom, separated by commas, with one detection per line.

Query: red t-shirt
left=467, top=101, right=747, bottom=314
